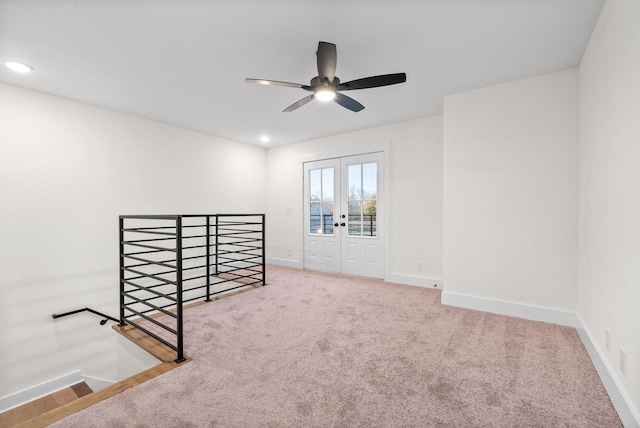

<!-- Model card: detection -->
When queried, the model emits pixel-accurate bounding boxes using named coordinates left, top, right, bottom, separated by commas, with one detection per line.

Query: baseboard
left=386, top=272, right=443, bottom=290
left=441, top=290, right=580, bottom=327
left=0, top=371, right=84, bottom=413
left=576, top=317, right=640, bottom=428
left=440, top=291, right=639, bottom=427
left=266, top=257, right=303, bottom=269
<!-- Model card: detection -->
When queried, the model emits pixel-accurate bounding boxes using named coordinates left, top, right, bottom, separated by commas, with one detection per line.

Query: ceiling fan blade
left=283, top=94, right=314, bottom=112
left=337, top=73, right=407, bottom=91
left=245, top=78, right=307, bottom=89
left=316, top=42, right=337, bottom=83
left=334, top=93, right=364, bottom=112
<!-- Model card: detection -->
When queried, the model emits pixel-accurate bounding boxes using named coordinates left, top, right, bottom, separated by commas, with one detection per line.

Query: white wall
left=578, top=0, right=640, bottom=417
left=442, top=69, right=579, bottom=310
left=265, top=116, right=443, bottom=283
left=0, top=83, right=266, bottom=397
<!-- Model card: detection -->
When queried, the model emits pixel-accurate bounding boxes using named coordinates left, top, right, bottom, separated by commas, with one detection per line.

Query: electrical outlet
left=287, top=249, right=292, bottom=257
left=417, top=262, right=424, bottom=272
left=286, top=207, right=292, bottom=214
left=605, top=329, right=610, bottom=351
left=620, top=347, right=627, bottom=376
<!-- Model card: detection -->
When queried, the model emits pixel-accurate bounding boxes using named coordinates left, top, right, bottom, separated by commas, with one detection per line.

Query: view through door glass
left=309, top=166, right=334, bottom=235
left=347, top=162, right=377, bottom=237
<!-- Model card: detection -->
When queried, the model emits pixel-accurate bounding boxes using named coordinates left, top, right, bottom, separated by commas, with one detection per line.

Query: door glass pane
left=309, top=169, right=321, bottom=201
left=309, top=202, right=322, bottom=234
left=346, top=161, right=378, bottom=237
left=348, top=164, right=361, bottom=199
left=322, top=168, right=334, bottom=201
left=363, top=200, right=377, bottom=236
left=322, top=202, right=334, bottom=234
left=308, top=167, right=334, bottom=235
left=348, top=200, right=362, bottom=235
left=362, top=163, right=377, bottom=198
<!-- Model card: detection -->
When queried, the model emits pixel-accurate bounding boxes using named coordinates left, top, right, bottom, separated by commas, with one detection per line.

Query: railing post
left=205, top=215, right=211, bottom=301
left=370, top=215, right=374, bottom=237
left=175, top=216, right=186, bottom=363
left=214, top=215, right=219, bottom=275
left=118, top=217, right=126, bottom=326
left=261, top=214, right=266, bottom=286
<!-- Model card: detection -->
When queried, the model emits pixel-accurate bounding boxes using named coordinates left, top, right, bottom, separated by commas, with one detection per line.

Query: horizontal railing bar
left=122, top=280, right=178, bottom=301
left=182, top=274, right=210, bottom=282
left=122, top=229, right=176, bottom=236
left=124, top=319, right=178, bottom=352
left=123, top=292, right=178, bottom=308
left=122, top=306, right=178, bottom=335
left=217, top=230, right=262, bottom=236
left=125, top=255, right=203, bottom=267
left=122, top=225, right=176, bottom=231
left=123, top=261, right=174, bottom=271
left=123, top=269, right=177, bottom=282
left=122, top=241, right=177, bottom=252
left=122, top=213, right=263, bottom=219
left=217, top=255, right=262, bottom=263
left=122, top=248, right=171, bottom=257
left=218, top=242, right=262, bottom=248
left=123, top=267, right=178, bottom=285
left=182, top=283, right=256, bottom=303
left=217, top=242, right=261, bottom=249
left=181, top=254, right=210, bottom=262
left=218, top=265, right=263, bottom=275
left=216, top=255, right=261, bottom=262
left=123, top=280, right=177, bottom=295
left=124, top=254, right=177, bottom=270
left=121, top=215, right=180, bottom=220
left=216, top=257, right=261, bottom=265
left=123, top=286, right=179, bottom=300
left=181, top=244, right=209, bottom=250
left=122, top=293, right=177, bottom=319
left=217, top=248, right=261, bottom=256
left=216, top=214, right=264, bottom=217
left=123, top=236, right=177, bottom=244
left=215, top=270, right=262, bottom=280
left=217, top=237, right=262, bottom=243
left=181, top=264, right=209, bottom=272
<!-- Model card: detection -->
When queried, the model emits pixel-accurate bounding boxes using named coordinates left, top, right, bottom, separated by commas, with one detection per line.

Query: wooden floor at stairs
left=1, top=283, right=261, bottom=428
left=1, top=328, right=185, bottom=428
left=0, top=382, right=93, bottom=427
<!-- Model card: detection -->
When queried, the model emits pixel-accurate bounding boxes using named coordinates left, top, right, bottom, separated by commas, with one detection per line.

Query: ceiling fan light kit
left=246, top=41, right=406, bottom=112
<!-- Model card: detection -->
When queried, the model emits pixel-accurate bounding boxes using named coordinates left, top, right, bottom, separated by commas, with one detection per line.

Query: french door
left=303, top=152, right=384, bottom=279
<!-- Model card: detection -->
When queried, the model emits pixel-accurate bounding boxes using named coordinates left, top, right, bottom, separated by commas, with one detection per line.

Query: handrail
left=52, top=308, right=120, bottom=325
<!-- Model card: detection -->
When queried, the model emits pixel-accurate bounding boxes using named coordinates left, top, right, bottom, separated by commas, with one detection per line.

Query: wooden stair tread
left=70, top=382, right=93, bottom=398
left=0, top=381, right=92, bottom=427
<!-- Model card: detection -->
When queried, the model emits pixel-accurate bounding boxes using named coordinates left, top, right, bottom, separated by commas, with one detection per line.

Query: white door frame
left=299, top=141, right=390, bottom=281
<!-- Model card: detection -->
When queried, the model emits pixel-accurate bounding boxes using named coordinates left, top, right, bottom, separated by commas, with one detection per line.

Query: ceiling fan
left=245, top=41, right=407, bottom=112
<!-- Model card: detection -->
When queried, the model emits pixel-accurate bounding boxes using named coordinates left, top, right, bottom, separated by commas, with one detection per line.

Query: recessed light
left=2, top=59, right=34, bottom=73
left=260, top=136, right=270, bottom=143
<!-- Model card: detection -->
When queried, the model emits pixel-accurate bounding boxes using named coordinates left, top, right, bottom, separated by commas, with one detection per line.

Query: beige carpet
left=51, top=265, right=621, bottom=427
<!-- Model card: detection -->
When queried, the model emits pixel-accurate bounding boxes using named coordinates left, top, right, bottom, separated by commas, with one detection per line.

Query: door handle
left=340, top=223, right=346, bottom=227
left=334, top=223, right=339, bottom=227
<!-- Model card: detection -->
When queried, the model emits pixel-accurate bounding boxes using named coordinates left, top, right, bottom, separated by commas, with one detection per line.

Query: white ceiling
left=0, top=0, right=604, bottom=147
